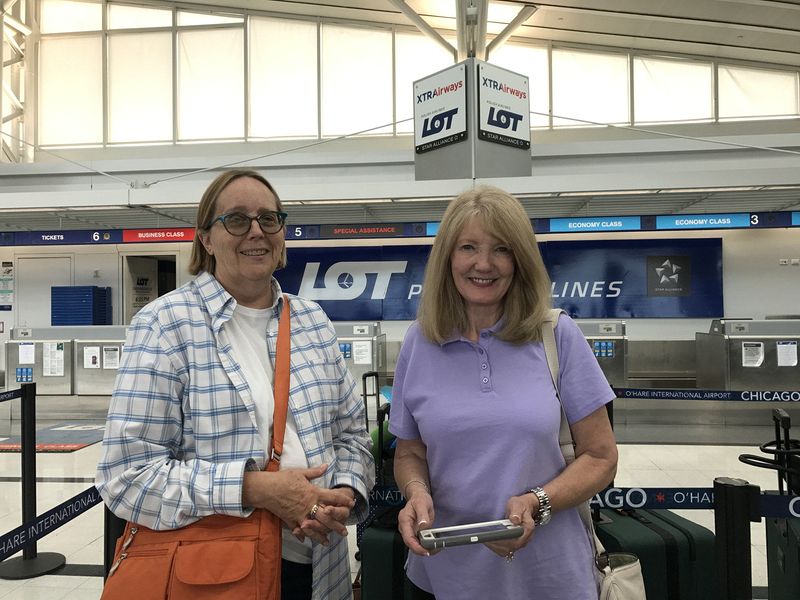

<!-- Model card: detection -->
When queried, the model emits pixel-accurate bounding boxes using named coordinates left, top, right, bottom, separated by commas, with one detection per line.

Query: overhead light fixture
left=0, top=207, right=68, bottom=213
left=303, top=199, right=392, bottom=205
left=560, top=190, right=658, bottom=197
left=140, top=203, right=198, bottom=210
left=65, top=206, right=129, bottom=211
left=760, top=184, right=800, bottom=191
left=521, top=192, right=557, bottom=198
left=392, top=197, right=451, bottom=203
left=658, top=186, right=758, bottom=194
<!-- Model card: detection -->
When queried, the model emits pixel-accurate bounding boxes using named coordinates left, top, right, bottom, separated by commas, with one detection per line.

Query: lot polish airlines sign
left=276, top=239, right=722, bottom=321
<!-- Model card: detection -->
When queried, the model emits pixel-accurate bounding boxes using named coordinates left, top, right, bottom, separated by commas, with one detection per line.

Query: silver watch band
left=529, top=486, right=552, bottom=525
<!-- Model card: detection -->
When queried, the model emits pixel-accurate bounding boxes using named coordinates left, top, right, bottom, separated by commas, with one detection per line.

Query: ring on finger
left=308, top=503, right=321, bottom=520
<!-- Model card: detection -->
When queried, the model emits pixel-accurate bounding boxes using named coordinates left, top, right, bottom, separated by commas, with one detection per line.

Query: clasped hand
left=243, top=463, right=356, bottom=546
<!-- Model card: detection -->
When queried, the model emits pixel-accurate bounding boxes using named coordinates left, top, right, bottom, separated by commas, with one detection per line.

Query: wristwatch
left=528, top=487, right=552, bottom=526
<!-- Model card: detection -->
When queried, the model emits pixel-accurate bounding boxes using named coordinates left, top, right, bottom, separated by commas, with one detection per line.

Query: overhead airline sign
left=542, top=238, right=723, bottom=318
left=476, top=61, right=530, bottom=150
left=122, top=228, right=195, bottom=243
left=1, top=211, right=797, bottom=246
left=277, top=239, right=723, bottom=320
left=278, top=246, right=431, bottom=320
left=413, top=62, right=468, bottom=154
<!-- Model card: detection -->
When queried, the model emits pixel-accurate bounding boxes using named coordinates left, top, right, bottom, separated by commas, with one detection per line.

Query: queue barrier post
left=0, top=383, right=67, bottom=579
left=714, top=477, right=761, bottom=600
left=361, top=371, right=379, bottom=430
left=103, top=507, right=126, bottom=579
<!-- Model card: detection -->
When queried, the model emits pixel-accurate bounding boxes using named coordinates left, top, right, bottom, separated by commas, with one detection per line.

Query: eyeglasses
left=208, top=211, right=287, bottom=236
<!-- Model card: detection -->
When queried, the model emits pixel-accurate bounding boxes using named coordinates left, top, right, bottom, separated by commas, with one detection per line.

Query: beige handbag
left=541, top=309, right=647, bottom=600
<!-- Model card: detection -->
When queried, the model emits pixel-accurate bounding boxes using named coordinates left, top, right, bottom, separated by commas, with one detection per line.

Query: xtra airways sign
left=277, top=239, right=723, bottom=321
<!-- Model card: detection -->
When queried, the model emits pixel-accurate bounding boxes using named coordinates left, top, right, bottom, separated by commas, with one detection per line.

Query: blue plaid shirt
left=96, top=271, right=374, bottom=600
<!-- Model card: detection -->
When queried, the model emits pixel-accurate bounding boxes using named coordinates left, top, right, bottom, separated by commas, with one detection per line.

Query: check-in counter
left=73, top=340, right=125, bottom=395
left=575, top=320, right=627, bottom=388
left=334, top=322, right=387, bottom=423
left=696, top=319, right=800, bottom=390
left=5, top=340, right=74, bottom=395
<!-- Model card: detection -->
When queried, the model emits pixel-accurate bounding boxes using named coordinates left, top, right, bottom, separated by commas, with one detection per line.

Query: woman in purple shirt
left=389, top=186, right=618, bottom=599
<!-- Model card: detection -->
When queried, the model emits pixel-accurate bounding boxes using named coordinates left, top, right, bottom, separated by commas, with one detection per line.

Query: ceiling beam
left=486, top=4, right=538, bottom=59
left=456, top=0, right=488, bottom=61
left=386, top=0, right=456, bottom=60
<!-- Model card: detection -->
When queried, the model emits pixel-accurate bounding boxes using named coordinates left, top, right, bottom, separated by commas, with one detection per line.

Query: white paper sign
left=42, top=342, right=65, bottom=377
left=414, top=63, right=468, bottom=154
left=777, top=340, right=798, bottom=367
left=18, top=342, right=35, bottom=364
left=742, top=341, right=764, bottom=367
left=103, top=346, right=120, bottom=370
left=353, top=340, right=373, bottom=365
left=476, top=61, right=530, bottom=149
left=84, top=346, right=101, bottom=369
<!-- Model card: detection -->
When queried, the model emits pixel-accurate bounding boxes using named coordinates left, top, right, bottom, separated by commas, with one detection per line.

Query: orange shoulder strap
left=267, top=296, right=290, bottom=473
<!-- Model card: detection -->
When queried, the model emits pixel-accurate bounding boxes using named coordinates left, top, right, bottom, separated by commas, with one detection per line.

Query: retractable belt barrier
left=0, top=486, right=102, bottom=563
left=369, top=484, right=800, bottom=516
left=615, top=387, right=800, bottom=402
left=0, top=383, right=98, bottom=580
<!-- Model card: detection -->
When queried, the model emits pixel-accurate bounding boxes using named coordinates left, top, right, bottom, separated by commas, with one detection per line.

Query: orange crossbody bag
left=101, top=297, right=292, bottom=600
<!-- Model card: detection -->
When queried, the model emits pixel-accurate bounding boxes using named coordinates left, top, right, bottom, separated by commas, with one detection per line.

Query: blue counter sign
left=656, top=213, right=750, bottom=230
left=793, top=212, right=800, bottom=226
left=550, top=217, right=641, bottom=233
left=15, top=230, right=122, bottom=245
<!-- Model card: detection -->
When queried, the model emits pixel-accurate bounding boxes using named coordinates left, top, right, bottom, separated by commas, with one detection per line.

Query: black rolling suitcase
left=595, top=507, right=716, bottom=600
left=741, top=408, right=800, bottom=599
left=359, top=399, right=406, bottom=600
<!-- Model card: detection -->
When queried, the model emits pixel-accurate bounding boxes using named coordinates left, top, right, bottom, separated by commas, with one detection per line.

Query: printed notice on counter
left=18, top=342, right=35, bottom=364
left=777, top=340, right=798, bottom=367
left=103, top=346, right=120, bottom=369
left=42, top=342, right=65, bottom=377
left=83, top=346, right=101, bottom=369
left=353, top=340, right=373, bottom=365
left=742, top=341, right=765, bottom=367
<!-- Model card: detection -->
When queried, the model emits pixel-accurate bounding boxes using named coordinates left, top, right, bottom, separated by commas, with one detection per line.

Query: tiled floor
left=0, top=425, right=790, bottom=599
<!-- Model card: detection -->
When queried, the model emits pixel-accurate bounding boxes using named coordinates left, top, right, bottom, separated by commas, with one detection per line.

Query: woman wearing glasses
left=97, top=169, right=374, bottom=600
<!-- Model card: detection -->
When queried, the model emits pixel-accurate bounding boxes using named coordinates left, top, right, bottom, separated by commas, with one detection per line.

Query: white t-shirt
left=225, top=304, right=313, bottom=564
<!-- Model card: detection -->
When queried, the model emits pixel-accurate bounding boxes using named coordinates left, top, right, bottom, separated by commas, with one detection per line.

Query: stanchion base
left=0, top=553, right=66, bottom=580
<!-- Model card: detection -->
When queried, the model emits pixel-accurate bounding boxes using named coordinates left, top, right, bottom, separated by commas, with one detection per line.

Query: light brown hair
left=418, top=186, right=552, bottom=344
left=188, top=169, right=287, bottom=275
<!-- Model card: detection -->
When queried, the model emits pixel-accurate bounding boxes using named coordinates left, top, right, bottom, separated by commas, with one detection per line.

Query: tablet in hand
left=417, top=519, right=523, bottom=550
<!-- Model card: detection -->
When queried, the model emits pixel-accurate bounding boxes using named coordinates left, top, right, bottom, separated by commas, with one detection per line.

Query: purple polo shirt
left=389, top=313, right=615, bottom=600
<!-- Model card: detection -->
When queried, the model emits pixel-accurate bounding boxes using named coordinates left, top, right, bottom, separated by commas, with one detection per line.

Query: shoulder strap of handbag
left=541, top=308, right=606, bottom=556
left=267, top=296, right=291, bottom=473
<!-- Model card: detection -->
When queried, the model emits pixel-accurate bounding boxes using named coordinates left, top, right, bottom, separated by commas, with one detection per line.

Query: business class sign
left=277, top=239, right=722, bottom=321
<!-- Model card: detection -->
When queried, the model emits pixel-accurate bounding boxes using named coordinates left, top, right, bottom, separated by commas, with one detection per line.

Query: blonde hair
left=188, top=170, right=287, bottom=275
left=418, top=186, right=552, bottom=344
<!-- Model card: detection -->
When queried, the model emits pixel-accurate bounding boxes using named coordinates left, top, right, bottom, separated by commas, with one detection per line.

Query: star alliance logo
left=647, top=256, right=691, bottom=296
left=655, top=259, right=681, bottom=285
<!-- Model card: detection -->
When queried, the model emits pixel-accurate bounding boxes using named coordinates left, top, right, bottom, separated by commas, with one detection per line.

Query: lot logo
left=421, top=108, right=458, bottom=138
left=299, top=261, right=408, bottom=301
left=647, top=256, right=691, bottom=296
left=486, top=107, right=523, bottom=131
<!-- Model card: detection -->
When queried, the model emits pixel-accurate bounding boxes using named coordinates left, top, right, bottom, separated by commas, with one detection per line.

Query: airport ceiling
left=1, top=0, right=800, bottom=233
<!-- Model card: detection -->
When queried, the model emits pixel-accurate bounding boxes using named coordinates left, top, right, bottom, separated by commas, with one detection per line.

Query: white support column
left=1, top=0, right=30, bottom=162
